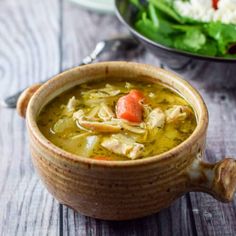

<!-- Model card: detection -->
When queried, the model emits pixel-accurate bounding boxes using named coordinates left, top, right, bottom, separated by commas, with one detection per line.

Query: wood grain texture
left=189, top=87, right=236, bottom=236
left=0, top=0, right=60, bottom=235
left=0, top=0, right=236, bottom=235
left=62, top=196, right=195, bottom=236
left=175, top=61, right=236, bottom=236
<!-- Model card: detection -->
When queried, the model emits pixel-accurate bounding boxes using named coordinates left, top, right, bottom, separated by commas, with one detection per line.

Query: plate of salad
left=115, top=0, right=236, bottom=60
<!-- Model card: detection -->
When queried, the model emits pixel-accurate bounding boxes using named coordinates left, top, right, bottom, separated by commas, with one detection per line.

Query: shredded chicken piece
left=101, top=134, right=144, bottom=159
left=73, top=109, right=146, bottom=134
left=73, top=109, right=84, bottom=120
left=73, top=109, right=121, bottom=133
left=66, top=96, right=78, bottom=112
left=165, top=105, right=191, bottom=123
left=120, top=121, right=146, bottom=134
left=98, top=103, right=115, bottom=121
left=81, top=84, right=121, bottom=98
left=78, top=120, right=121, bottom=133
left=146, top=108, right=165, bottom=128
left=86, top=106, right=100, bottom=120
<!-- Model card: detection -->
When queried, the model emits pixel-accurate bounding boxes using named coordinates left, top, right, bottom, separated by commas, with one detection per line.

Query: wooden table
left=0, top=0, right=236, bottom=235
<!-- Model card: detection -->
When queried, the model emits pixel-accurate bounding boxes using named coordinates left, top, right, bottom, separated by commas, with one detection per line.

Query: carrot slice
left=116, top=95, right=143, bottom=123
left=129, top=89, right=144, bottom=102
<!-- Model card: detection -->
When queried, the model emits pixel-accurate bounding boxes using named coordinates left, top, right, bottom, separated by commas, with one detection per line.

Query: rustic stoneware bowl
left=17, top=62, right=236, bottom=220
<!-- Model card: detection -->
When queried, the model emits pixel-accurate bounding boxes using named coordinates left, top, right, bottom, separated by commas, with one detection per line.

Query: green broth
left=37, top=80, right=197, bottom=161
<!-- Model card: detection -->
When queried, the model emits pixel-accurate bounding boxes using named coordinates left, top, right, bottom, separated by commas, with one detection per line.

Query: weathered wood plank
left=186, top=80, right=236, bottom=236
left=63, top=195, right=195, bottom=236
left=61, top=3, right=196, bottom=235
left=0, top=0, right=61, bottom=235
left=168, top=61, right=236, bottom=236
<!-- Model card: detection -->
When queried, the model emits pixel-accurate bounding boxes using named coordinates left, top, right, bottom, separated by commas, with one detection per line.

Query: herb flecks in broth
left=37, top=80, right=197, bottom=161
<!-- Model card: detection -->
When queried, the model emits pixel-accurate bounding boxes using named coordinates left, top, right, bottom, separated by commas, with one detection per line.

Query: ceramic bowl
left=17, top=62, right=236, bottom=220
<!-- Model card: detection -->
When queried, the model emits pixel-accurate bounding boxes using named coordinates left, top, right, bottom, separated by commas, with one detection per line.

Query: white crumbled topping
left=174, top=0, right=236, bottom=24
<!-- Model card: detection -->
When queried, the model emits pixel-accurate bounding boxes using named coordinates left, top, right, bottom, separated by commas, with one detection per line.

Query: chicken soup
left=37, top=80, right=197, bottom=161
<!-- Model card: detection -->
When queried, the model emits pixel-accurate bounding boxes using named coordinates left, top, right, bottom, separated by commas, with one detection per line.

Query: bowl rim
left=27, top=61, right=208, bottom=167
left=114, top=0, right=236, bottom=63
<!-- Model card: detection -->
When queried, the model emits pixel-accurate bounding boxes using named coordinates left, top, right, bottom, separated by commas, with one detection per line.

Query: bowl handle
left=187, top=155, right=236, bottom=202
left=17, top=84, right=42, bottom=118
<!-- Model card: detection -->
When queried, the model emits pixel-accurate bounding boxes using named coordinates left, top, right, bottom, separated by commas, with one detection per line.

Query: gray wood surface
left=0, top=0, right=235, bottom=235
left=0, top=0, right=60, bottom=235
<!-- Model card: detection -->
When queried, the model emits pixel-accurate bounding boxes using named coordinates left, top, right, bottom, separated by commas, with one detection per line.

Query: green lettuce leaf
left=135, top=12, right=173, bottom=46
left=149, top=0, right=184, bottom=23
left=129, top=0, right=236, bottom=57
left=174, top=29, right=206, bottom=52
left=204, top=22, right=236, bottom=54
